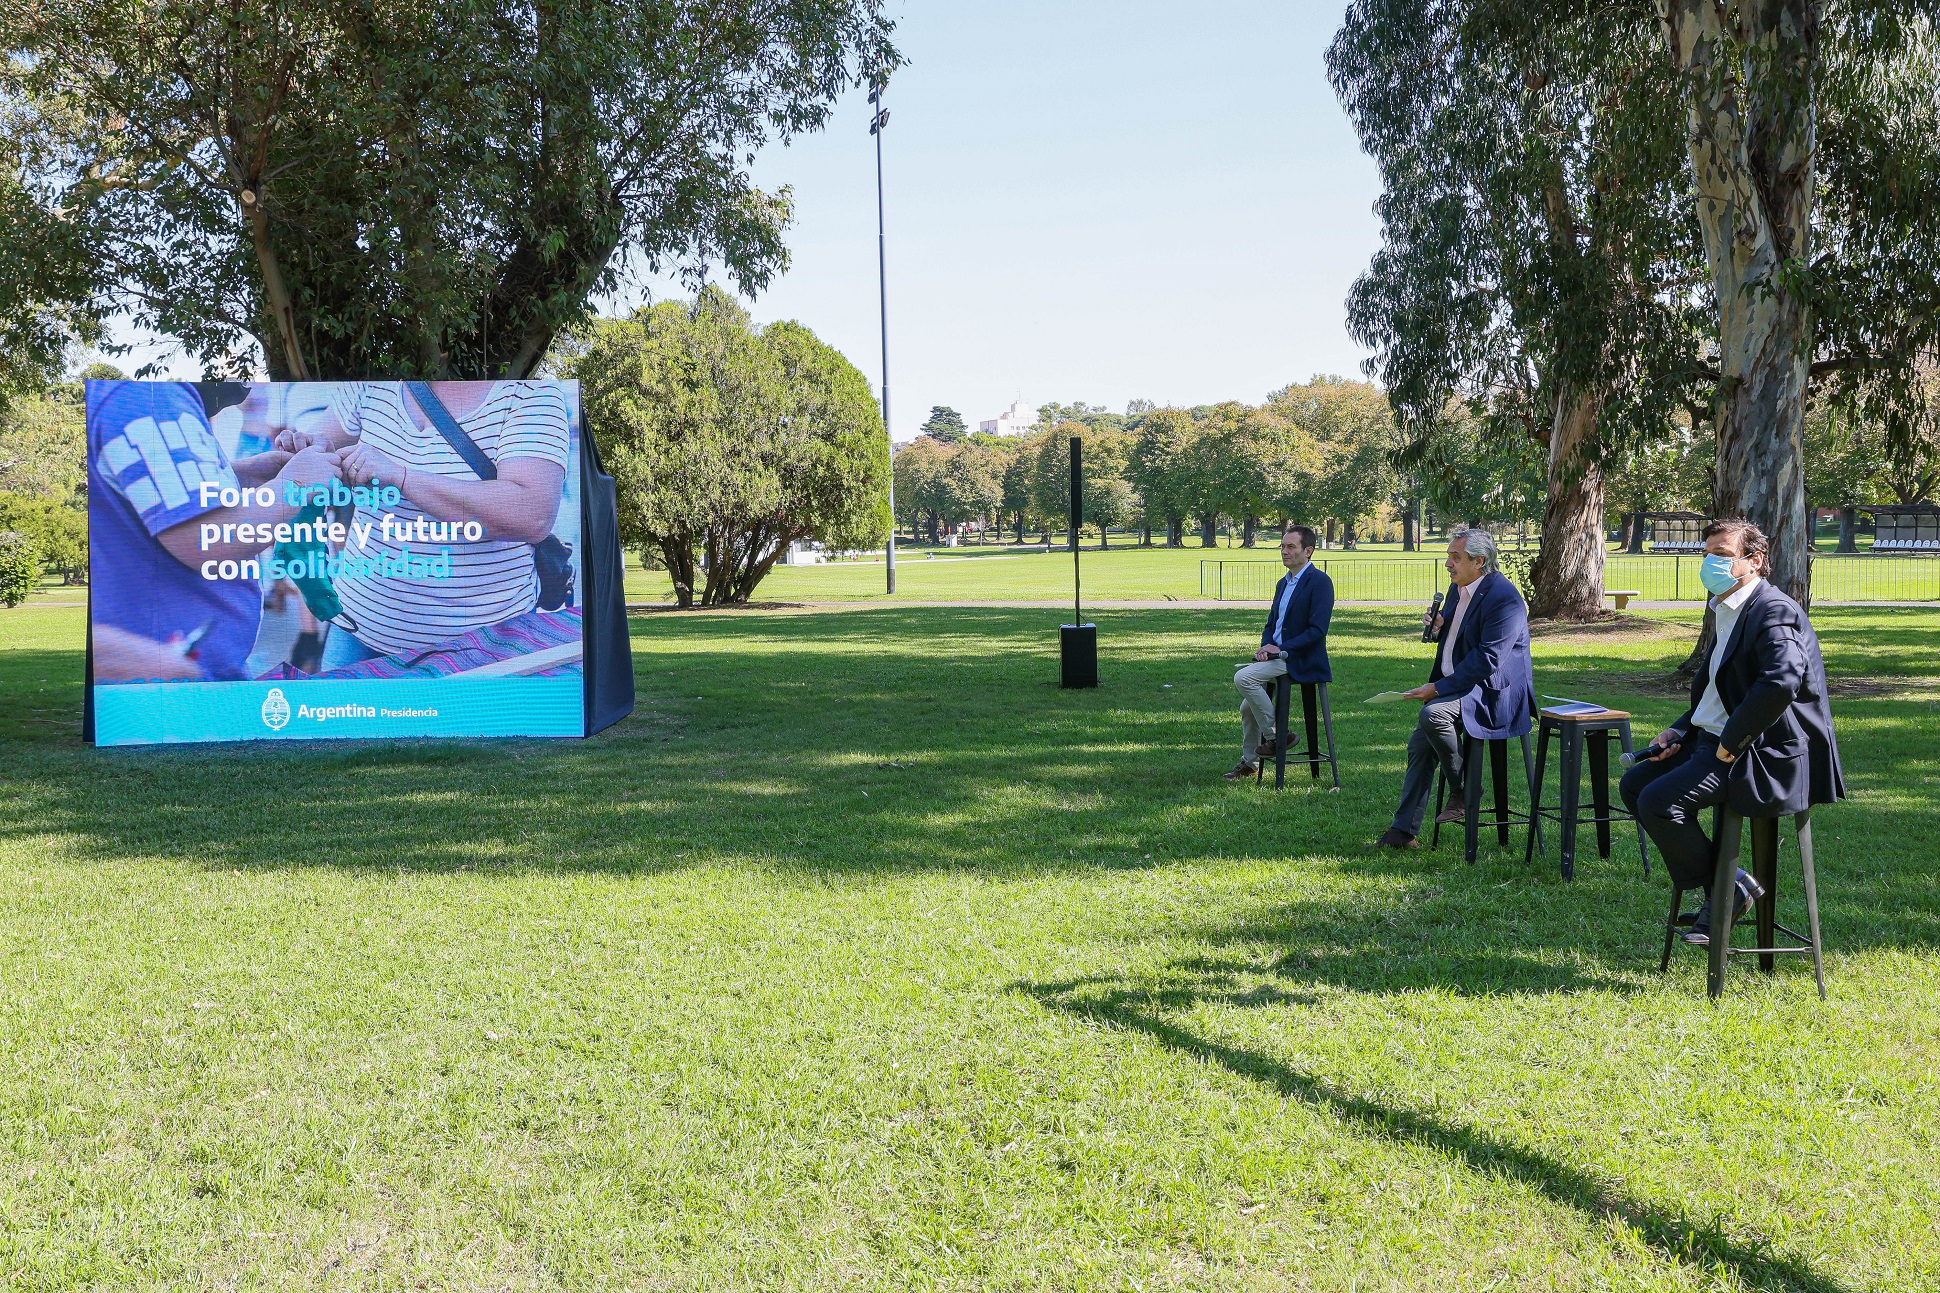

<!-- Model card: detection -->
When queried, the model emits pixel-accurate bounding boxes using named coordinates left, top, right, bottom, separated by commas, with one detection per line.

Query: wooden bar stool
left=1432, top=733, right=1539, bottom=864
left=1660, top=807, right=1827, bottom=1000
left=1257, top=677, right=1340, bottom=790
left=1525, top=706, right=1651, bottom=881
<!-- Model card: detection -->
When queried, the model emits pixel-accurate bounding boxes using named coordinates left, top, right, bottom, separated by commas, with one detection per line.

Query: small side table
left=1525, top=706, right=1650, bottom=881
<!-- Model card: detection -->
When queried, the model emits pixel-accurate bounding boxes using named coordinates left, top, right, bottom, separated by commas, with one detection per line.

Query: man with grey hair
left=1373, top=528, right=1536, bottom=850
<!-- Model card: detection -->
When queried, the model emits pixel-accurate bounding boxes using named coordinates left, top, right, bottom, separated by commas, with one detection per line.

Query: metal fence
left=1201, top=554, right=1940, bottom=603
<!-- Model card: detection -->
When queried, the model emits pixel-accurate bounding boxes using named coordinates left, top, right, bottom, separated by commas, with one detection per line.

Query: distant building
left=978, top=401, right=1036, bottom=437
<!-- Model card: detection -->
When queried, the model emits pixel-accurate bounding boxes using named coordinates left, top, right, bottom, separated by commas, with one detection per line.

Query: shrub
left=0, top=531, right=40, bottom=608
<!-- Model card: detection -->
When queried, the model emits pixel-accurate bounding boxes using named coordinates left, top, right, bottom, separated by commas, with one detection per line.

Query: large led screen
left=86, top=379, right=587, bottom=745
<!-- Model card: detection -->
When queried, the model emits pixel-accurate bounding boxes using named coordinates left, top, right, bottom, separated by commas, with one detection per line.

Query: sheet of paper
left=1540, top=695, right=1609, bottom=716
left=1364, top=691, right=1412, bottom=704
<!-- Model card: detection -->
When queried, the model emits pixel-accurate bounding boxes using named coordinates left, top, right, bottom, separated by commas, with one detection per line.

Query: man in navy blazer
left=1374, top=528, right=1535, bottom=847
left=1226, top=525, right=1334, bottom=779
left=1620, top=519, right=1844, bottom=943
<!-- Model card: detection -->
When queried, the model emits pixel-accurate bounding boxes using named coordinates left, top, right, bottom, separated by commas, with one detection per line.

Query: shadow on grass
left=2, top=606, right=1935, bottom=969
left=1021, top=973, right=1858, bottom=1293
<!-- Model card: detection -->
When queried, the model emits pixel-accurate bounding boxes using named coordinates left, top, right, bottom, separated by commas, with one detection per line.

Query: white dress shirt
left=1439, top=578, right=1477, bottom=677
left=1270, top=563, right=1308, bottom=645
left=1692, top=576, right=1762, bottom=737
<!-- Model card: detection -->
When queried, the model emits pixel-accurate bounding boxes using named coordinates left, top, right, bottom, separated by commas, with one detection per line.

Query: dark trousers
left=1392, top=697, right=1463, bottom=837
left=1618, top=731, right=1731, bottom=889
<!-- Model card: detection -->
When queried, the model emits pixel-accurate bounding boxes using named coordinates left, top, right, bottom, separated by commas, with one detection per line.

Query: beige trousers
left=1233, top=657, right=1287, bottom=764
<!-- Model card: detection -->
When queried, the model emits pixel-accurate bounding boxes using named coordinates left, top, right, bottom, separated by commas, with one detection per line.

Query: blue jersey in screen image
left=87, top=381, right=262, bottom=681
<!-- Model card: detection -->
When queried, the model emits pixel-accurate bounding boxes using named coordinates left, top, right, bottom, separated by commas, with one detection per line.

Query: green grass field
left=2, top=598, right=1938, bottom=1290
left=616, top=541, right=1940, bottom=606
left=621, top=542, right=1413, bottom=605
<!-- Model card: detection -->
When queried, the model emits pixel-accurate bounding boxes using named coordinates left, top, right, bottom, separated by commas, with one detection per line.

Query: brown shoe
left=1370, top=827, right=1421, bottom=850
left=1434, top=804, right=1468, bottom=826
left=1223, top=761, right=1260, bottom=781
left=1255, top=737, right=1277, bottom=760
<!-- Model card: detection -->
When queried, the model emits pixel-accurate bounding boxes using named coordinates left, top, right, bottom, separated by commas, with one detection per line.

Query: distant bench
left=1606, top=589, right=1642, bottom=611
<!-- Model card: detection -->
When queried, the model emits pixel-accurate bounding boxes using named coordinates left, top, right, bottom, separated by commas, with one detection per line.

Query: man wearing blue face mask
left=1619, top=519, right=1844, bottom=944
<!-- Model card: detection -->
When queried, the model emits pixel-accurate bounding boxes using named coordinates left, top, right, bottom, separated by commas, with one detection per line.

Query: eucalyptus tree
left=1332, top=0, right=1706, bottom=618
left=1654, top=2, right=1940, bottom=599
left=1, top=0, right=896, bottom=380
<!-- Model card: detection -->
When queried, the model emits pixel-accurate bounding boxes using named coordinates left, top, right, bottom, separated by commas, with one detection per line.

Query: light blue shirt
left=1270, top=563, right=1308, bottom=644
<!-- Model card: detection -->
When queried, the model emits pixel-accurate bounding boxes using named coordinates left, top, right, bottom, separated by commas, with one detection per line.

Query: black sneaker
left=1681, top=870, right=1767, bottom=946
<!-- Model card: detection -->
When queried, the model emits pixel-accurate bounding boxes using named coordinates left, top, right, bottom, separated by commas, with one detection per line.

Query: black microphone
left=1420, top=590, right=1443, bottom=643
left=1619, top=743, right=1673, bottom=768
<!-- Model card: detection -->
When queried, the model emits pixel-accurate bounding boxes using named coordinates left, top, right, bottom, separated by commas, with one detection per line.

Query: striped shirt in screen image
left=327, top=381, right=570, bottom=655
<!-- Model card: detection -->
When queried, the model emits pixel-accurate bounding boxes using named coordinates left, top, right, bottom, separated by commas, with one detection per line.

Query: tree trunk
left=1014, top=511, right=1026, bottom=543
left=1240, top=515, right=1257, bottom=548
left=1199, top=514, right=1217, bottom=547
left=1342, top=518, right=1359, bottom=550
left=658, top=535, right=697, bottom=609
left=1836, top=505, right=1857, bottom=553
left=1140, top=521, right=1152, bottom=546
left=1529, top=387, right=1607, bottom=620
left=244, top=194, right=312, bottom=381
left=1660, top=0, right=1818, bottom=606
left=1675, top=604, right=1717, bottom=684
left=1626, top=512, right=1648, bottom=554
left=1402, top=503, right=1417, bottom=552
left=1167, top=517, right=1184, bottom=547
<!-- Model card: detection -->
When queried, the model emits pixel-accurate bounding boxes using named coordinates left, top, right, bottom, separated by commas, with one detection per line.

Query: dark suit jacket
left=1673, top=580, right=1845, bottom=816
left=1259, top=564, right=1333, bottom=682
left=1428, top=569, right=1535, bottom=739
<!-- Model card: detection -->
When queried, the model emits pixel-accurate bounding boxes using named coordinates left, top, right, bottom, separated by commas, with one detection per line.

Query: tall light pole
left=870, top=82, right=895, bottom=593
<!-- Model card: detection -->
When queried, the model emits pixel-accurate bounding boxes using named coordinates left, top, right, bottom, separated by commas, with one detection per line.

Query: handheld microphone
left=1420, top=591, right=1443, bottom=643
left=1619, top=744, right=1670, bottom=768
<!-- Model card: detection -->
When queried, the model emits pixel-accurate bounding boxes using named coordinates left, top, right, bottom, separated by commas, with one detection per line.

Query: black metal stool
left=1525, top=706, right=1650, bottom=881
left=1256, top=677, right=1340, bottom=790
left=1432, top=733, right=1539, bottom=863
left=1661, top=807, right=1826, bottom=1000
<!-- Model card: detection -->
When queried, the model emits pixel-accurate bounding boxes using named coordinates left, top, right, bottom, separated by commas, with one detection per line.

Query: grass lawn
left=620, top=542, right=1447, bottom=605
left=620, top=542, right=1940, bottom=606
left=2, top=599, right=1938, bottom=1289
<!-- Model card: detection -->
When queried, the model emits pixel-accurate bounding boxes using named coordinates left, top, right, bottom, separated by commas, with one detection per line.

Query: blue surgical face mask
left=1699, top=554, right=1742, bottom=596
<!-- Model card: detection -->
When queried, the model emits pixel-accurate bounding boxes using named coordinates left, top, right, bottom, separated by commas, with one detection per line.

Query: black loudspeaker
left=1060, top=435, right=1097, bottom=687
left=1061, top=623, right=1098, bottom=688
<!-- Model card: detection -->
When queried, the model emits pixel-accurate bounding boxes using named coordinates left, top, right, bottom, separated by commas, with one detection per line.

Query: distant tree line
left=894, top=378, right=1940, bottom=566
left=894, top=379, right=1423, bottom=550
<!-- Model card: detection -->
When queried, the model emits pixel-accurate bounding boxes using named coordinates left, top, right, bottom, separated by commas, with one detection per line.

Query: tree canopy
left=1332, top=0, right=1703, bottom=616
left=1335, top=0, right=1940, bottom=608
left=919, top=406, right=967, bottom=443
left=569, top=289, right=888, bottom=606
left=0, top=0, right=897, bottom=381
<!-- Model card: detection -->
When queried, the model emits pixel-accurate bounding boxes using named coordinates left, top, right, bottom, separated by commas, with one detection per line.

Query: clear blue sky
left=115, top=2, right=1382, bottom=442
